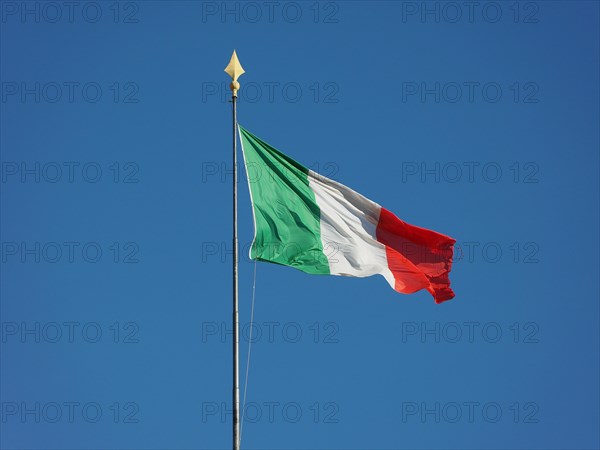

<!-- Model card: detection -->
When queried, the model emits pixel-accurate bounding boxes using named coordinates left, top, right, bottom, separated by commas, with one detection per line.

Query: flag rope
left=239, top=259, right=257, bottom=447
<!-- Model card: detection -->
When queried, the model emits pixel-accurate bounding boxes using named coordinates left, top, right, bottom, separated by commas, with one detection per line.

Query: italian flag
left=239, top=126, right=456, bottom=303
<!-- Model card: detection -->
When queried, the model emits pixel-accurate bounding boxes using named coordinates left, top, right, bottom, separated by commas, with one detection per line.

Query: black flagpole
left=232, top=89, right=240, bottom=450
left=224, top=50, right=244, bottom=450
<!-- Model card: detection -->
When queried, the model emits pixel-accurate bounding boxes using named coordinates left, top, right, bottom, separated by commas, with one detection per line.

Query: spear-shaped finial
left=224, top=50, right=245, bottom=97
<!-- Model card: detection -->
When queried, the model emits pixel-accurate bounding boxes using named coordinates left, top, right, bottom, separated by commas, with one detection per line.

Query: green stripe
left=239, top=126, right=330, bottom=275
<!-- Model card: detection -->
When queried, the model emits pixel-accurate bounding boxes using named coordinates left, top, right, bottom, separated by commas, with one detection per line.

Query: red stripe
left=375, top=208, right=455, bottom=303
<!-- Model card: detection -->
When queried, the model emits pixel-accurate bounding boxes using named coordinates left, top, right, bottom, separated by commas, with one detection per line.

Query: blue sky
left=1, top=1, right=599, bottom=449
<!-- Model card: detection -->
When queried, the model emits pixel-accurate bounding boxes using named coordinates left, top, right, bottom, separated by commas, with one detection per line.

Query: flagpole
left=232, top=88, right=240, bottom=450
left=225, top=50, right=245, bottom=450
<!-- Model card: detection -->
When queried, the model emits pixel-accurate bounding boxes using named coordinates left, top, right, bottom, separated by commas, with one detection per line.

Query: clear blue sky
left=1, top=1, right=598, bottom=449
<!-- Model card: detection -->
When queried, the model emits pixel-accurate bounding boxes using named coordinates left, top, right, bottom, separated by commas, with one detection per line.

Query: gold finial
left=224, top=50, right=245, bottom=96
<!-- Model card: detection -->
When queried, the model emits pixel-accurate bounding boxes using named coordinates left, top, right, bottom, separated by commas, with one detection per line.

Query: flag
left=239, top=126, right=456, bottom=303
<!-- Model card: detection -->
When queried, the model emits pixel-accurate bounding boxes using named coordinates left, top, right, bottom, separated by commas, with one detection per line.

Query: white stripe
left=307, top=170, right=395, bottom=288
left=238, top=125, right=258, bottom=259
